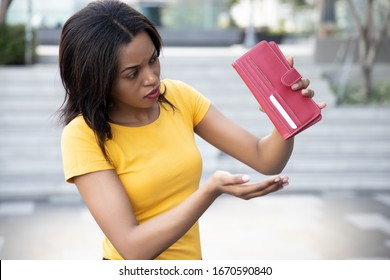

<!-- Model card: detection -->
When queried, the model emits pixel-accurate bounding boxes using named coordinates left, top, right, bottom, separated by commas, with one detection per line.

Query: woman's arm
left=74, top=169, right=286, bottom=260
left=195, top=105, right=293, bottom=175
left=195, top=64, right=326, bottom=175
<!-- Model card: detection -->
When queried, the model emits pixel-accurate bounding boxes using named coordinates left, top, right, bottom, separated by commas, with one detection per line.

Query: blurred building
left=6, top=0, right=235, bottom=29
left=5, top=0, right=321, bottom=46
left=5, top=0, right=241, bottom=45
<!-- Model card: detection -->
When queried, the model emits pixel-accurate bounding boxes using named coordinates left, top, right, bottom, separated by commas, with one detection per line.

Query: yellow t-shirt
left=61, top=79, right=211, bottom=260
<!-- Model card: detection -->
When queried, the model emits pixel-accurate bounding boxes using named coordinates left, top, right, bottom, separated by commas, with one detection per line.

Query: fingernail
left=274, top=177, right=281, bottom=183
left=282, top=182, right=289, bottom=187
left=292, top=84, right=299, bottom=90
left=302, top=89, right=309, bottom=95
left=242, top=175, right=251, bottom=182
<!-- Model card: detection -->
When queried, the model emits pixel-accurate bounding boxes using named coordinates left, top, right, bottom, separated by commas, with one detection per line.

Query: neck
left=109, top=103, right=160, bottom=127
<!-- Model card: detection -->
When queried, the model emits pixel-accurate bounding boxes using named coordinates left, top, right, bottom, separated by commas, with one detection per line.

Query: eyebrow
left=120, top=65, right=138, bottom=74
left=120, top=49, right=158, bottom=74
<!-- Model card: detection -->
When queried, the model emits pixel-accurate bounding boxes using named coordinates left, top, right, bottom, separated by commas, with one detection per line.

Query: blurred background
left=0, top=0, right=389, bottom=260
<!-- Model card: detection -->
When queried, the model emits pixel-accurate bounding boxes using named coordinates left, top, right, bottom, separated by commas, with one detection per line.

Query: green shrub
left=0, top=24, right=36, bottom=65
left=333, top=82, right=390, bottom=105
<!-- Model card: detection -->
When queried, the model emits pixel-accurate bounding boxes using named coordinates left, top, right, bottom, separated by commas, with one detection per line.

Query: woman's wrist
left=202, top=181, right=222, bottom=200
left=202, top=171, right=252, bottom=200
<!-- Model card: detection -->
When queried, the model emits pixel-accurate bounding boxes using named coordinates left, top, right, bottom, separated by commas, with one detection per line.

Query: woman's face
left=111, top=31, right=161, bottom=112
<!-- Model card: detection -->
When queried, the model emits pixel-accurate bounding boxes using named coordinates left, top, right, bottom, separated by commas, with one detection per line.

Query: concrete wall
left=36, top=27, right=243, bottom=47
left=315, top=37, right=390, bottom=63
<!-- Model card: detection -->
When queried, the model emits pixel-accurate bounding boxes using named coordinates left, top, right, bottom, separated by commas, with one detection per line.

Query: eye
left=126, top=70, right=138, bottom=79
left=150, top=54, right=159, bottom=64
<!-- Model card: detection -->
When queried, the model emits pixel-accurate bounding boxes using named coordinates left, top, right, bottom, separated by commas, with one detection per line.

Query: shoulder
left=61, top=115, right=95, bottom=143
left=162, top=79, right=211, bottom=126
left=61, top=115, right=113, bottom=183
left=162, top=79, right=193, bottom=92
left=64, top=115, right=89, bottom=128
left=162, top=79, right=210, bottom=106
left=63, top=115, right=92, bottom=132
left=162, top=79, right=198, bottom=99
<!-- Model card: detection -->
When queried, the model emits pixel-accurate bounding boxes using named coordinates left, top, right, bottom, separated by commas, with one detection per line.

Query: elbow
left=121, top=250, right=157, bottom=260
left=119, top=237, right=162, bottom=260
left=119, top=243, right=159, bottom=260
left=254, top=134, right=293, bottom=176
left=257, top=163, right=288, bottom=176
left=121, top=250, right=143, bottom=260
left=122, top=254, right=153, bottom=260
left=261, top=169, right=284, bottom=176
left=115, top=236, right=157, bottom=260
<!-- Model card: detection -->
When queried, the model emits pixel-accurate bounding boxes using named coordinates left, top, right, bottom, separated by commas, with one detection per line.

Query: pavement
left=1, top=191, right=390, bottom=260
left=0, top=39, right=390, bottom=260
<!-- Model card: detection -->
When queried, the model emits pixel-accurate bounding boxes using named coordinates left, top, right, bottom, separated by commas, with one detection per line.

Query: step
left=199, top=170, right=390, bottom=191
left=1, top=58, right=389, bottom=200
left=0, top=180, right=76, bottom=200
left=201, top=151, right=390, bottom=172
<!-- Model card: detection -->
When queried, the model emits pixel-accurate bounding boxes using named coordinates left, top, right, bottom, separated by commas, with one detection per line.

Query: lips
left=145, top=86, right=160, bottom=100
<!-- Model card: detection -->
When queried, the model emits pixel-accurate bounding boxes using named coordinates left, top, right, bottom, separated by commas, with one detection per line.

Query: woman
left=59, top=0, right=325, bottom=260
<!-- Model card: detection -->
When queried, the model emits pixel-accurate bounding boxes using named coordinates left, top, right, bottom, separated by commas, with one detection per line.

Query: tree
left=346, top=0, right=390, bottom=101
left=0, top=0, right=13, bottom=25
left=319, top=0, right=336, bottom=38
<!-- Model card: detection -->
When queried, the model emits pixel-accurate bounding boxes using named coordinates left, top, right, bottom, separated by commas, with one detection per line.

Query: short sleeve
left=190, top=85, right=211, bottom=126
left=61, top=117, right=114, bottom=183
left=163, top=79, right=211, bottom=126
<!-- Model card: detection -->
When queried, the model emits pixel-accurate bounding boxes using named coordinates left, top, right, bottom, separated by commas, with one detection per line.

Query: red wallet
left=232, top=40, right=322, bottom=140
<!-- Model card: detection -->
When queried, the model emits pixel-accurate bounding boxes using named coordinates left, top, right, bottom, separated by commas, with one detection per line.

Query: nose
left=143, top=65, right=159, bottom=87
